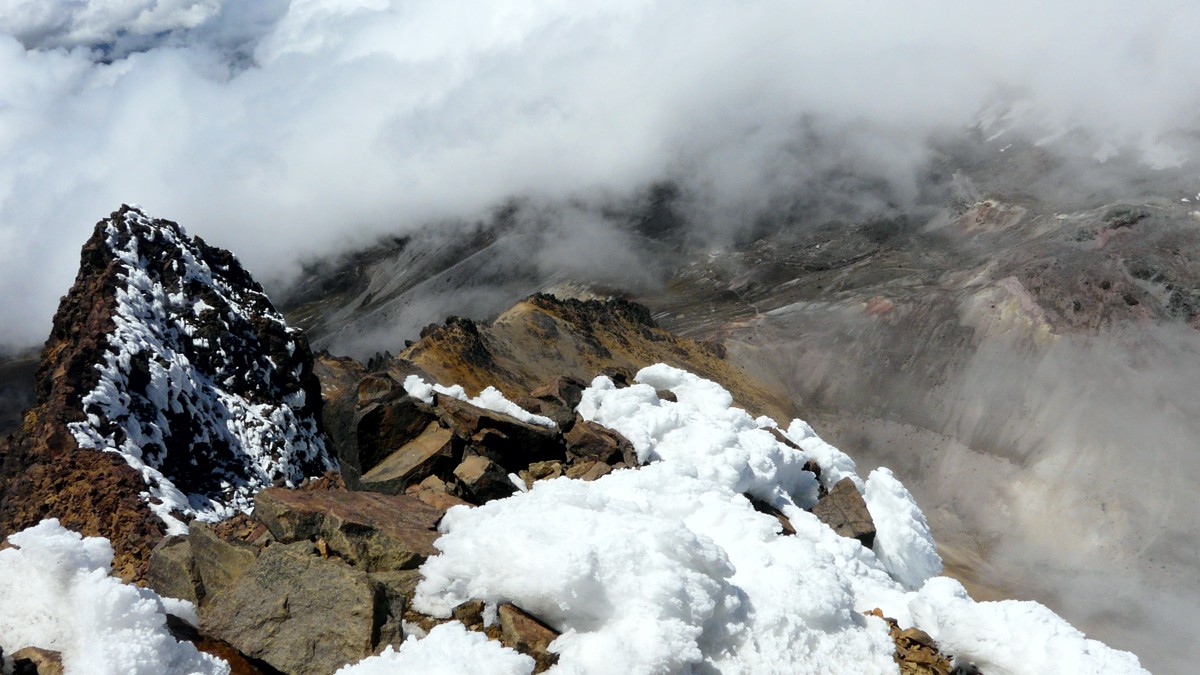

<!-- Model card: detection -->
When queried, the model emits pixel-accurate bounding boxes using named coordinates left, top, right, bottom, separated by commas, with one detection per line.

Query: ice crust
left=0, top=519, right=229, bottom=675
left=66, top=208, right=333, bottom=534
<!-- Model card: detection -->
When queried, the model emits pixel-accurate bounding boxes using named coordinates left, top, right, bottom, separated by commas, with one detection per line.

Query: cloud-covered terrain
left=2, top=0, right=1200, bottom=344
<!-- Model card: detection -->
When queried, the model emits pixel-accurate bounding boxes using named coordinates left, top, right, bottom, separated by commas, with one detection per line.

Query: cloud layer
left=2, top=0, right=1200, bottom=344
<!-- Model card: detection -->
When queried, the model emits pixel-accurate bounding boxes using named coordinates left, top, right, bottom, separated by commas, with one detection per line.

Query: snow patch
left=0, top=519, right=229, bottom=675
left=405, top=364, right=1147, bottom=674
left=403, top=374, right=556, bottom=428
left=335, top=622, right=534, bottom=675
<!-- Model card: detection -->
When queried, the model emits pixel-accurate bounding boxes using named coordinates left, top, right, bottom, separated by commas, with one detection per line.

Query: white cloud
left=2, top=1, right=1200, bottom=344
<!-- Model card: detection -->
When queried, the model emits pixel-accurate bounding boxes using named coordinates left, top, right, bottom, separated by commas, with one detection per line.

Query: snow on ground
left=332, top=622, right=534, bottom=675
left=395, top=364, right=1148, bottom=675
left=4, top=363, right=1148, bottom=674
left=0, top=519, right=229, bottom=675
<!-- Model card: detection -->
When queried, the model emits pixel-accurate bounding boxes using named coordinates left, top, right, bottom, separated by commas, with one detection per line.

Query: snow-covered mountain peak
left=64, top=205, right=334, bottom=533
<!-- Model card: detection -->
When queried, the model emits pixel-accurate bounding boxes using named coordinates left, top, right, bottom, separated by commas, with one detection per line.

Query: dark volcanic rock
left=435, top=395, right=562, bottom=472
left=811, top=478, right=876, bottom=549
left=0, top=206, right=334, bottom=579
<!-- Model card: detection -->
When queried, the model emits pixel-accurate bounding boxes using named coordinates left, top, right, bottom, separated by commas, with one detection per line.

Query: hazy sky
left=2, top=0, right=1199, bottom=344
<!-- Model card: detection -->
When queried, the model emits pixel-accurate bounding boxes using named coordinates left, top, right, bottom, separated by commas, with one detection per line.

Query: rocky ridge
left=0, top=206, right=332, bottom=579
left=2, top=207, right=984, bottom=673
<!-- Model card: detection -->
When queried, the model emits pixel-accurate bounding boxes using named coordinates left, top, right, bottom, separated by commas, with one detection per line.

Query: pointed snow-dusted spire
left=0, top=205, right=334, bottom=579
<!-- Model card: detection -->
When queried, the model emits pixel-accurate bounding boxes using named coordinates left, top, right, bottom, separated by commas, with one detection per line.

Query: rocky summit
left=0, top=205, right=332, bottom=579
left=0, top=207, right=1149, bottom=674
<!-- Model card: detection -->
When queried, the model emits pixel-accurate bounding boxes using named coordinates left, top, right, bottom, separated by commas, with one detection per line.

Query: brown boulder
left=146, top=535, right=203, bottom=605
left=200, top=541, right=398, bottom=675
left=498, top=604, right=561, bottom=674
left=811, top=478, right=875, bottom=548
left=404, top=475, right=473, bottom=512
left=360, top=422, right=456, bottom=494
left=453, top=455, right=517, bottom=503
left=355, top=393, right=437, bottom=474
left=190, top=522, right=261, bottom=600
left=564, top=460, right=613, bottom=482
left=564, top=417, right=638, bottom=466
left=11, top=647, right=64, bottom=675
left=436, top=396, right=563, bottom=472
left=253, top=488, right=441, bottom=571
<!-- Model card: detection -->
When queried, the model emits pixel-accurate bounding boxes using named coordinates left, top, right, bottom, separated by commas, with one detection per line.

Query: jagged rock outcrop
left=0, top=206, right=334, bottom=579
left=389, top=294, right=789, bottom=421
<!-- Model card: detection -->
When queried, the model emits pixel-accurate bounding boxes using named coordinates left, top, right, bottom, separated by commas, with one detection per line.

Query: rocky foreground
left=0, top=208, right=1147, bottom=674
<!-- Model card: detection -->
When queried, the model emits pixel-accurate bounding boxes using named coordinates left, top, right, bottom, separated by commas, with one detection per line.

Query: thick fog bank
left=3, top=1, right=1200, bottom=343
left=740, top=317, right=1200, bottom=674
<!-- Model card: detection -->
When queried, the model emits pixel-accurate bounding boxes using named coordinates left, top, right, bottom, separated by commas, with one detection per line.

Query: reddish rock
left=498, top=603, right=561, bottom=673
left=253, top=488, right=442, bottom=571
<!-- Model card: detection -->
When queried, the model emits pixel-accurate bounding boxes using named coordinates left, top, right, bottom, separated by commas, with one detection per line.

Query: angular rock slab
left=254, top=488, right=441, bottom=571
left=435, top=395, right=563, bottom=471
left=810, top=477, right=875, bottom=549
left=200, top=541, right=392, bottom=675
left=454, top=455, right=517, bottom=503
left=498, top=604, right=561, bottom=674
left=360, top=422, right=456, bottom=494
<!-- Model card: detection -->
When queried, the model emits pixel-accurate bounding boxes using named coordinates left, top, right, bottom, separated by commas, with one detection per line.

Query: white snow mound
left=404, top=364, right=1148, bottom=674
left=0, top=519, right=229, bottom=675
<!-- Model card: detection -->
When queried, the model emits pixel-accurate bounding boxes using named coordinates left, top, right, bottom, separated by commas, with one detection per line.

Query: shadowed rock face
left=0, top=205, right=333, bottom=579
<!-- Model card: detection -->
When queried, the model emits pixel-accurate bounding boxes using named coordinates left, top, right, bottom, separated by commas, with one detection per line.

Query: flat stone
left=360, top=422, right=456, bottom=494
left=810, top=477, right=875, bottom=549
left=254, top=488, right=441, bottom=571
left=404, top=475, right=473, bottom=512
left=565, top=460, right=613, bottom=482
left=498, top=604, right=560, bottom=673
